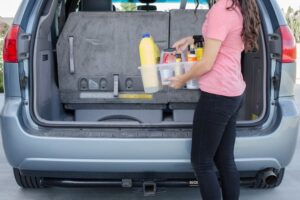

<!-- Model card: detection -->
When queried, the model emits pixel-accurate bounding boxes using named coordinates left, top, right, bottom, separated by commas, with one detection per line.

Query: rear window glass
left=113, top=0, right=208, bottom=11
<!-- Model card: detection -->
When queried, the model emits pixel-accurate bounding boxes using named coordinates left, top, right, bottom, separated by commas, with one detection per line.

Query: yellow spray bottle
left=195, top=36, right=204, bottom=61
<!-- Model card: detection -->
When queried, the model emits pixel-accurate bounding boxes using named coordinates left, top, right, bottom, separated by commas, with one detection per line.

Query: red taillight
left=3, top=25, right=20, bottom=63
left=279, top=25, right=297, bottom=63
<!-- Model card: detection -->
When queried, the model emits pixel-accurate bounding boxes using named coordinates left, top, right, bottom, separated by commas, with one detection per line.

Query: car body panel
left=1, top=97, right=299, bottom=173
left=0, top=0, right=299, bottom=179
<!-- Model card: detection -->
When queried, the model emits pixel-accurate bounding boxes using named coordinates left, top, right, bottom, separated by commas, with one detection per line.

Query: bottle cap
left=175, top=53, right=182, bottom=58
left=142, top=33, right=151, bottom=38
left=190, top=44, right=195, bottom=50
left=193, top=35, right=204, bottom=44
left=164, top=48, right=176, bottom=52
left=196, top=41, right=204, bottom=48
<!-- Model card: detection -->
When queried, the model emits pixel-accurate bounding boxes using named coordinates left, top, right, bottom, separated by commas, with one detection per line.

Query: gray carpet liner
left=57, top=11, right=170, bottom=104
left=169, top=9, right=208, bottom=46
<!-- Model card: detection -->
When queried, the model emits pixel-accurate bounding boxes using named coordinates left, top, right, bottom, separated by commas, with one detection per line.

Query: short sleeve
left=204, top=3, right=232, bottom=42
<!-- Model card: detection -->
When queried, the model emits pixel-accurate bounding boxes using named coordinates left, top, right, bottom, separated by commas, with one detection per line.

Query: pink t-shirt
left=199, top=0, right=246, bottom=97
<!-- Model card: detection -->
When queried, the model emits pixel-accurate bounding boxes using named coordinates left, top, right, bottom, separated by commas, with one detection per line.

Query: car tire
left=13, top=168, right=43, bottom=188
left=251, top=168, right=285, bottom=189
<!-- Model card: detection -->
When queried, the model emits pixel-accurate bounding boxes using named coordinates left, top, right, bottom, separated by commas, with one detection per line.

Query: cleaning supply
left=139, top=33, right=161, bottom=93
left=192, top=35, right=204, bottom=61
left=175, top=53, right=183, bottom=76
left=139, top=33, right=160, bottom=66
left=186, top=45, right=199, bottom=89
left=187, top=45, right=197, bottom=62
left=195, top=41, right=204, bottom=61
left=160, top=48, right=176, bottom=64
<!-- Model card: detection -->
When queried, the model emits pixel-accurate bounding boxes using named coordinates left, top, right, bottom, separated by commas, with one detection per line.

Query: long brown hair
left=195, top=0, right=261, bottom=52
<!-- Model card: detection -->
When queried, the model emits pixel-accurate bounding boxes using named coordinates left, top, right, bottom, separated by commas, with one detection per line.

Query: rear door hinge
left=268, top=33, right=281, bottom=60
left=272, top=74, right=280, bottom=90
left=20, top=73, right=28, bottom=89
left=272, top=72, right=281, bottom=101
left=18, top=33, right=31, bottom=61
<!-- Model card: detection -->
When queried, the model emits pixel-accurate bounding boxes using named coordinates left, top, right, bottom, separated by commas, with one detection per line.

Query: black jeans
left=191, top=90, right=245, bottom=200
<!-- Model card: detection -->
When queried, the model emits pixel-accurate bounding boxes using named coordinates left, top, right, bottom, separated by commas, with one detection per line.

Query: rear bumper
left=1, top=97, right=299, bottom=174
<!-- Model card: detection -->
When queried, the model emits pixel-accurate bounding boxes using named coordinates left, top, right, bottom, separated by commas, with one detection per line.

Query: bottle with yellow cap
left=187, top=45, right=197, bottom=62
left=175, top=53, right=183, bottom=76
left=186, top=45, right=199, bottom=89
left=194, top=35, right=204, bottom=61
left=195, top=42, right=204, bottom=61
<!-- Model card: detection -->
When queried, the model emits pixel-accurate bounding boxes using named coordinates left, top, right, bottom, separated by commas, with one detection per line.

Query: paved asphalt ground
left=0, top=85, right=299, bottom=199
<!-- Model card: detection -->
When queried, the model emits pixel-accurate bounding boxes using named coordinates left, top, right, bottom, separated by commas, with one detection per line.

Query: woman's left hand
left=168, top=75, right=186, bottom=89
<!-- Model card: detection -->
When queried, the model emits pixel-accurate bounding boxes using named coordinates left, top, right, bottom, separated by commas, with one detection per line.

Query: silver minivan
left=1, top=0, right=299, bottom=194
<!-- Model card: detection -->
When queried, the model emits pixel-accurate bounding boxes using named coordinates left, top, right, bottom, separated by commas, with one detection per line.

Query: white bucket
left=138, top=62, right=199, bottom=93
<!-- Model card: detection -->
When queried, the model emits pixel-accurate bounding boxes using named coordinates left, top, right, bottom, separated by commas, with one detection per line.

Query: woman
left=169, top=0, right=260, bottom=199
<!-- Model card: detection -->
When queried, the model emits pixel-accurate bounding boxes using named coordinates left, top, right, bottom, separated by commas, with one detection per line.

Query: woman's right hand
left=172, top=36, right=194, bottom=53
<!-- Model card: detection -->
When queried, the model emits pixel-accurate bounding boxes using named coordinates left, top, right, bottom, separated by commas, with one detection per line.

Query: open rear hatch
left=32, top=0, right=268, bottom=128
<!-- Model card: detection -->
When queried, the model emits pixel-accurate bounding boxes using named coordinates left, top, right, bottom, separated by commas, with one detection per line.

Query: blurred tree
left=0, top=23, right=9, bottom=37
left=120, top=2, right=137, bottom=11
left=0, top=39, right=3, bottom=70
left=286, top=6, right=300, bottom=43
left=0, top=23, right=9, bottom=92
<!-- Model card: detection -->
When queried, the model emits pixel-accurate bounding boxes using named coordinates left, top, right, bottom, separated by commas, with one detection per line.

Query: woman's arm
left=168, top=38, right=222, bottom=89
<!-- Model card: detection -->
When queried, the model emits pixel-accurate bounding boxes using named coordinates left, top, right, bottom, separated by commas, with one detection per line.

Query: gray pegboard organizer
left=57, top=11, right=170, bottom=104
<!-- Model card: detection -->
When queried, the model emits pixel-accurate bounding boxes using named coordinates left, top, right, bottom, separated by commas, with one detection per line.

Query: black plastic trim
left=21, top=170, right=257, bottom=180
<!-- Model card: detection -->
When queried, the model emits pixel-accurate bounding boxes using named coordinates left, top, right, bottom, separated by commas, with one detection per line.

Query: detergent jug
left=139, top=33, right=161, bottom=93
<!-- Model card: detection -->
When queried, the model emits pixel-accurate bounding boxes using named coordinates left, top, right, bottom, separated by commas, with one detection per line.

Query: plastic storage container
left=138, top=62, right=199, bottom=93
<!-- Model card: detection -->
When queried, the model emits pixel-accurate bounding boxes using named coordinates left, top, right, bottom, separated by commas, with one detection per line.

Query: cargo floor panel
left=75, top=109, right=165, bottom=123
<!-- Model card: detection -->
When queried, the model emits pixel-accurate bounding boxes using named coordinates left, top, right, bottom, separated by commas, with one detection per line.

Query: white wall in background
left=277, top=0, right=300, bottom=12
left=0, top=0, right=22, bottom=17
left=0, top=0, right=299, bottom=17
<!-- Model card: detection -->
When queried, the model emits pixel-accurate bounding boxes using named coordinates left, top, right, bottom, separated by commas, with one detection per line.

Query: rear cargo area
left=33, top=1, right=266, bottom=127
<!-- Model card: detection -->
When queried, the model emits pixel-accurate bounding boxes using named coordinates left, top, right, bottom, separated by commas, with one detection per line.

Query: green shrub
left=0, top=71, right=3, bottom=93
left=285, top=7, right=300, bottom=43
left=0, top=23, right=9, bottom=93
left=120, top=2, right=137, bottom=11
left=0, top=38, right=3, bottom=93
